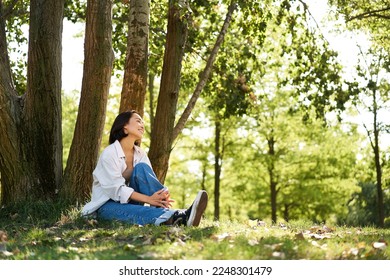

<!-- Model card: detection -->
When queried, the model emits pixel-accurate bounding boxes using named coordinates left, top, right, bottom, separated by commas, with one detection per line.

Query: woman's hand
left=149, top=189, right=175, bottom=208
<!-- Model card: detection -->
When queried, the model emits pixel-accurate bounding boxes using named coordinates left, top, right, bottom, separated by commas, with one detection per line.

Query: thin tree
left=354, top=47, right=389, bottom=227
left=149, top=1, right=238, bottom=182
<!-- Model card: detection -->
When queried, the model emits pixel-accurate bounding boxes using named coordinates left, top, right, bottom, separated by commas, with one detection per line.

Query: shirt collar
left=114, top=140, right=141, bottom=158
left=113, top=140, right=125, bottom=159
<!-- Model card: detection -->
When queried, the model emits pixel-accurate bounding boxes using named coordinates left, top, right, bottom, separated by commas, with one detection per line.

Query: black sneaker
left=186, top=190, right=208, bottom=227
left=170, top=210, right=187, bottom=226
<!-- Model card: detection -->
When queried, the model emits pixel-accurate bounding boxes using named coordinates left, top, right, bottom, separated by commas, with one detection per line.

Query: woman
left=82, top=110, right=208, bottom=226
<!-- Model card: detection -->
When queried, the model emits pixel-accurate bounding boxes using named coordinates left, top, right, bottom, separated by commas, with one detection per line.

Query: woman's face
left=124, top=113, right=145, bottom=140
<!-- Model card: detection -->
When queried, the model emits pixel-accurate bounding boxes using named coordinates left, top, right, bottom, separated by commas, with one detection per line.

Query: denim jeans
left=97, top=163, right=176, bottom=225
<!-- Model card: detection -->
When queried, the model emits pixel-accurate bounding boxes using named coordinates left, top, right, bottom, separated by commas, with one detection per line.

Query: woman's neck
left=120, top=137, right=135, bottom=153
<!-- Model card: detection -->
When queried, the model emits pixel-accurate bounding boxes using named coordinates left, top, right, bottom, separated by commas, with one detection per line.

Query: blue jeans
left=97, top=163, right=176, bottom=225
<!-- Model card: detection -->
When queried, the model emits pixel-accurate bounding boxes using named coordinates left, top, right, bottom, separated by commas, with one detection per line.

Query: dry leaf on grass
left=272, top=251, right=286, bottom=259
left=372, top=242, right=387, bottom=250
left=0, top=231, right=7, bottom=242
left=211, top=232, right=233, bottom=242
left=248, top=239, right=259, bottom=246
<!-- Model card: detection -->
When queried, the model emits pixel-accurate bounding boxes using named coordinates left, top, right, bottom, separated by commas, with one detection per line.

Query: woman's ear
left=123, top=125, right=129, bottom=135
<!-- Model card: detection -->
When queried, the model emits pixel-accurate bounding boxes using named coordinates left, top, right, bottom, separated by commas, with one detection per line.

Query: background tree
left=348, top=46, right=390, bottom=227
left=148, top=0, right=238, bottom=183
left=0, top=0, right=65, bottom=204
left=119, top=0, right=149, bottom=115
left=62, top=0, right=114, bottom=200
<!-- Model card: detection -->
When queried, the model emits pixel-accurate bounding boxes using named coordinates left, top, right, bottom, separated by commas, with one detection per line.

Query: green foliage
left=276, top=2, right=348, bottom=119
left=329, top=0, right=390, bottom=53
left=3, top=0, right=29, bottom=94
left=203, top=1, right=273, bottom=118
left=62, top=91, right=79, bottom=166
left=158, top=0, right=372, bottom=224
left=64, top=0, right=86, bottom=22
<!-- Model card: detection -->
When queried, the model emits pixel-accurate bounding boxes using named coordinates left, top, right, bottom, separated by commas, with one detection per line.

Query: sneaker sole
left=187, top=190, right=208, bottom=227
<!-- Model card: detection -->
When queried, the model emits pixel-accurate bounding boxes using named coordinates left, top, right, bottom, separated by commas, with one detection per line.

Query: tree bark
left=62, top=0, right=114, bottom=202
left=148, top=0, right=189, bottom=182
left=0, top=0, right=64, bottom=204
left=148, top=72, right=155, bottom=132
left=267, top=134, right=278, bottom=223
left=214, top=119, right=222, bottom=220
left=372, top=89, right=384, bottom=227
left=119, top=0, right=149, bottom=116
left=0, top=0, right=24, bottom=203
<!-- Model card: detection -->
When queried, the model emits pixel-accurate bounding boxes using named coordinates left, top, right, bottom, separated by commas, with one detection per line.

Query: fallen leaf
left=87, top=219, right=98, bottom=227
left=310, top=233, right=329, bottom=240
left=372, top=242, right=387, bottom=250
left=309, top=226, right=320, bottom=233
left=0, top=231, right=7, bottom=242
left=173, top=239, right=186, bottom=246
left=248, top=239, right=259, bottom=246
left=357, top=242, right=366, bottom=249
left=2, top=250, right=13, bottom=257
left=139, top=252, right=159, bottom=259
left=311, top=240, right=327, bottom=250
left=10, top=213, right=18, bottom=220
left=123, top=244, right=135, bottom=251
left=68, top=246, right=79, bottom=252
left=272, top=251, right=286, bottom=259
left=322, top=225, right=334, bottom=233
left=211, top=233, right=233, bottom=242
left=349, top=248, right=359, bottom=256
left=264, top=243, right=283, bottom=251
left=142, top=237, right=153, bottom=245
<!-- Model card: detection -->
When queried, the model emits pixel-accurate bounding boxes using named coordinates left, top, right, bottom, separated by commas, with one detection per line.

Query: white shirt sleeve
left=93, top=147, right=134, bottom=204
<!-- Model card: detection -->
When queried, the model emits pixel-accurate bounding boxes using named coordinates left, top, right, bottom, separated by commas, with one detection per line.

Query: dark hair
left=109, top=110, right=138, bottom=144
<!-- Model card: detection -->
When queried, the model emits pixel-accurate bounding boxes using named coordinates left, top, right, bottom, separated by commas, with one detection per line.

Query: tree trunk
left=0, top=0, right=64, bottom=204
left=214, top=119, right=222, bottom=220
left=149, top=1, right=237, bottom=182
left=148, top=72, right=155, bottom=132
left=283, top=204, right=289, bottom=222
left=372, top=89, right=384, bottom=227
left=172, top=2, right=237, bottom=141
left=0, top=0, right=24, bottom=203
left=148, top=0, right=189, bottom=182
left=119, top=0, right=149, bottom=116
left=267, top=135, right=278, bottom=223
left=62, top=0, right=114, bottom=202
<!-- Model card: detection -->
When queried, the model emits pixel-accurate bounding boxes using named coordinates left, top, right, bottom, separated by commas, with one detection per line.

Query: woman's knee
left=134, top=162, right=152, bottom=172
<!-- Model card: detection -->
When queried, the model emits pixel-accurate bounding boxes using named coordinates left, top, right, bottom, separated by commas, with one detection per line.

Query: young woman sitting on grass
left=82, top=110, right=208, bottom=226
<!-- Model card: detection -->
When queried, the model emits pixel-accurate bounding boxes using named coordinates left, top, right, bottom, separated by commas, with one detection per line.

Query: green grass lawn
left=0, top=203, right=389, bottom=260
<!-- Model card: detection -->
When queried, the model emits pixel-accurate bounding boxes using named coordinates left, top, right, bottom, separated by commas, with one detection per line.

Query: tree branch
left=172, top=1, right=237, bottom=142
left=347, top=7, right=390, bottom=22
left=2, top=0, right=26, bottom=20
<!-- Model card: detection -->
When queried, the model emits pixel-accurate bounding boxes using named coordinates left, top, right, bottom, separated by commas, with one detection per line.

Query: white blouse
left=81, top=140, right=152, bottom=215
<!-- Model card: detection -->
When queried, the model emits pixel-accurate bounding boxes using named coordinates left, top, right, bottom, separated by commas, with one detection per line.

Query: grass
left=0, top=202, right=389, bottom=260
